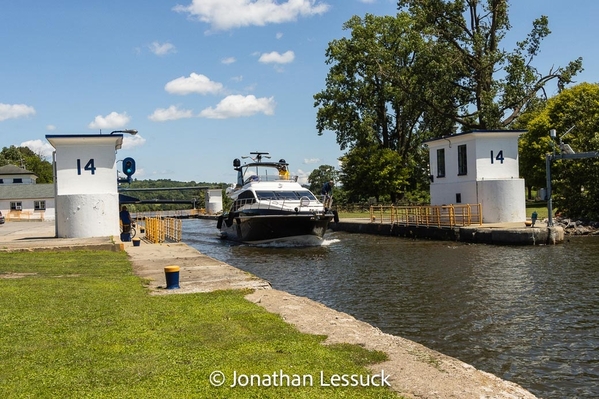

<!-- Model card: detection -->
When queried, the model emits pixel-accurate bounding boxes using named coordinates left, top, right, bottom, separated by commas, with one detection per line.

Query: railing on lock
left=140, top=216, right=182, bottom=244
left=369, top=204, right=482, bottom=228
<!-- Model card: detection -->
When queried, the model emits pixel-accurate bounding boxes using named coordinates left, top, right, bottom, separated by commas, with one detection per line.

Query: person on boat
left=120, top=205, right=132, bottom=233
left=278, top=165, right=290, bottom=180
left=321, top=180, right=334, bottom=208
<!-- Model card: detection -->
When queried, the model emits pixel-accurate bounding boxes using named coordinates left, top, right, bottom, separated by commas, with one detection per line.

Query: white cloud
left=46, top=124, right=56, bottom=131
left=88, top=111, right=131, bottom=129
left=276, top=32, right=283, bottom=39
left=199, top=94, right=275, bottom=119
left=230, top=75, right=243, bottom=82
left=121, top=134, right=146, bottom=150
left=173, top=0, right=330, bottom=31
left=258, top=50, right=295, bottom=64
left=165, top=73, right=224, bottom=95
left=296, top=168, right=310, bottom=185
left=221, top=57, right=236, bottom=64
left=148, top=105, right=194, bottom=122
left=149, top=41, right=177, bottom=56
left=21, top=139, right=54, bottom=158
left=303, top=158, right=320, bottom=164
left=0, top=103, right=36, bottom=122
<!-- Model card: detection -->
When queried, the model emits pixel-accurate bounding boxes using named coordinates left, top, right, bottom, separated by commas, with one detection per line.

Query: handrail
left=369, top=204, right=483, bottom=228
left=140, top=216, right=182, bottom=243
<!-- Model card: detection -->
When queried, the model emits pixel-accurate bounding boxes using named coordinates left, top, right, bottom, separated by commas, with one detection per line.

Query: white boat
left=217, top=152, right=337, bottom=244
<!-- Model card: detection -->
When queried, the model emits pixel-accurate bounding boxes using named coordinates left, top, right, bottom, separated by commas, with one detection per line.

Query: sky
left=0, top=0, right=597, bottom=185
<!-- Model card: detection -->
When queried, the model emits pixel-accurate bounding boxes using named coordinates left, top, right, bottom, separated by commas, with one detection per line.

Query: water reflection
left=183, top=219, right=599, bottom=398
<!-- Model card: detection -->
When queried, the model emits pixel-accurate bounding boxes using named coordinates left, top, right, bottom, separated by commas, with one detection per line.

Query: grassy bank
left=0, top=251, right=398, bottom=398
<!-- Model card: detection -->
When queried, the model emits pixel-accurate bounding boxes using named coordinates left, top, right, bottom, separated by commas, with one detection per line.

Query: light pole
left=545, top=127, right=599, bottom=227
left=110, top=129, right=138, bottom=135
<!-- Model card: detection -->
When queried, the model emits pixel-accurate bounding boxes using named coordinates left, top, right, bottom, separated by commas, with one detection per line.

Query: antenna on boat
left=245, top=151, right=271, bottom=163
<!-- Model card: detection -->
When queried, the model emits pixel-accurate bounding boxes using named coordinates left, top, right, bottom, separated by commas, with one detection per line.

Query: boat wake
left=249, top=236, right=340, bottom=248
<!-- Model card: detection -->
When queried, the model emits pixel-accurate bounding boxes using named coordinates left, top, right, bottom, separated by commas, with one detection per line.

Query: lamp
left=110, top=129, right=138, bottom=135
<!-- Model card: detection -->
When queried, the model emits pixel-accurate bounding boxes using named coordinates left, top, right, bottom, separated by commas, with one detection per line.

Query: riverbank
left=0, top=221, right=536, bottom=398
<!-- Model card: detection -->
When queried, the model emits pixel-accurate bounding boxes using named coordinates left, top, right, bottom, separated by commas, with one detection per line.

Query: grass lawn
left=0, top=251, right=398, bottom=398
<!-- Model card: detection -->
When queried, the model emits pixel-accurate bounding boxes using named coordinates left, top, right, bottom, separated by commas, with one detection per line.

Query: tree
left=307, top=165, right=337, bottom=193
left=519, top=83, right=599, bottom=219
left=397, top=0, right=583, bottom=130
left=339, top=145, right=409, bottom=203
left=0, top=146, right=53, bottom=183
left=314, top=13, right=450, bottom=201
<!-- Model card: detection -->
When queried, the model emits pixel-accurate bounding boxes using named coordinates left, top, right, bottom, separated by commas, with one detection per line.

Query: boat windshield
left=255, top=190, right=318, bottom=201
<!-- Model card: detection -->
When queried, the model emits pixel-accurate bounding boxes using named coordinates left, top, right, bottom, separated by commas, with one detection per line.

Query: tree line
left=312, top=0, right=598, bottom=220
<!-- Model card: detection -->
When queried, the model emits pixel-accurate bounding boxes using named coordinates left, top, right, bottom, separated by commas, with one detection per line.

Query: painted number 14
left=76, top=158, right=96, bottom=175
left=490, top=150, right=504, bottom=164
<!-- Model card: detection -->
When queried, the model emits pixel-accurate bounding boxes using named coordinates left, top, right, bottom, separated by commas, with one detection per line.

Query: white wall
left=477, top=179, right=526, bottom=223
left=205, top=189, right=223, bottom=214
left=47, top=135, right=122, bottom=238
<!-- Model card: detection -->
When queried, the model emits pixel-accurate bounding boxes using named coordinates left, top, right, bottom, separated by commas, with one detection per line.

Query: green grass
left=525, top=201, right=549, bottom=219
left=0, top=251, right=398, bottom=398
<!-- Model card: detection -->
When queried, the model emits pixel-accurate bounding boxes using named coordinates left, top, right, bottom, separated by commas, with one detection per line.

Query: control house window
left=458, top=144, right=468, bottom=176
left=34, top=201, right=46, bottom=211
left=10, top=202, right=22, bottom=211
left=436, top=148, right=445, bottom=178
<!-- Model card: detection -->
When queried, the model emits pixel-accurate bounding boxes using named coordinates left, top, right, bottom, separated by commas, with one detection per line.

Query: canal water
left=182, top=219, right=599, bottom=398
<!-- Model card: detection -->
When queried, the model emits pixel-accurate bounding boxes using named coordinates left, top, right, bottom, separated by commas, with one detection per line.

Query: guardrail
left=139, top=217, right=182, bottom=243
left=4, top=211, right=46, bottom=221
left=369, top=204, right=482, bottom=228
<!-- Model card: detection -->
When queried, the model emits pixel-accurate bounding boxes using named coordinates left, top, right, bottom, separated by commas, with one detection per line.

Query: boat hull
left=218, top=212, right=334, bottom=244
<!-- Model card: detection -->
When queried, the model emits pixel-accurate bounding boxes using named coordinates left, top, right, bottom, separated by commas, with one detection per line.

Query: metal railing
left=232, top=197, right=322, bottom=212
left=4, top=211, right=46, bottom=221
left=369, top=204, right=482, bottom=228
left=139, top=216, right=182, bottom=243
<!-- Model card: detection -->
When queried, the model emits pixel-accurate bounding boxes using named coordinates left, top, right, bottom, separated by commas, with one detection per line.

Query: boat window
left=255, top=191, right=278, bottom=200
left=296, top=191, right=317, bottom=201
left=275, top=191, right=299, bottom=200
left=238, top=191, right=256, bottom=201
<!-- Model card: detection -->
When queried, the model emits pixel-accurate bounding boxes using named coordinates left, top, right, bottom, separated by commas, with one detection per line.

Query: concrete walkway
left=0, top=220, right=537, bottom=398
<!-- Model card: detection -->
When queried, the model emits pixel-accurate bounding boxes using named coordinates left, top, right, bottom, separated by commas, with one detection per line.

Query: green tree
left=314, top=13, right=450, bottom=201
left=0, top=146, right=53, bottom=183
left=397, top=0, right=583, bottom=130
left=307, top=165, right=337, bottom=193
left=520, top=83, right=599, bottom=219
left=339, top=145, right=408, bottom=203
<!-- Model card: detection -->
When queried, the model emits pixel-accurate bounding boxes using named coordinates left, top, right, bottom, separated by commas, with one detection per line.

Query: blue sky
left=0, top=0, right=596, bottom=184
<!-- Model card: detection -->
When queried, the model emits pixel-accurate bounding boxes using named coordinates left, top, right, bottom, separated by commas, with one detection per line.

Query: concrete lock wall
left=47, top=135, right=123, bottom=238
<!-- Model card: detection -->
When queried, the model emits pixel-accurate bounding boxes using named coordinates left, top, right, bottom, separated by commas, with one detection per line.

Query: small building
left=0, top=164, right=55, bottom=221
left=425, top=130, right=526, bottom=223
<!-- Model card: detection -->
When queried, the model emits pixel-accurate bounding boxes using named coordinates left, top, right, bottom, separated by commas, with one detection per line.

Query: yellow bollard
left=164, top=265, right=180, bottom=289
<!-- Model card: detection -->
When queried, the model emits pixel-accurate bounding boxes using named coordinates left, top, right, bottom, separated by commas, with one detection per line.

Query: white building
left=0, top=164, right=56, bottom=221
left=425, top=130, right=526, bottom=223
left=46, top=134, right=123, bottom=238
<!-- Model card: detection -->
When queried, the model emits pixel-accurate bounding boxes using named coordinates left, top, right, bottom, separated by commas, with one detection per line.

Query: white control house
left=425, top=130, right=526, bottom=223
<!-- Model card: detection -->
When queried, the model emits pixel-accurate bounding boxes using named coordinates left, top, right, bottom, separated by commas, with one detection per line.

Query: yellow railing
left=369, top=204, right=482, bottom=227
left=140, top=217, right=182, bottom=243
left=5, top=211, right=45, bottom=221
